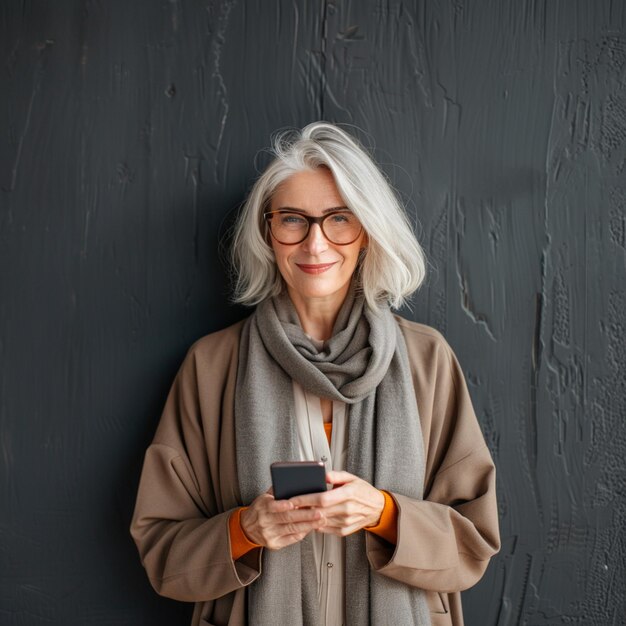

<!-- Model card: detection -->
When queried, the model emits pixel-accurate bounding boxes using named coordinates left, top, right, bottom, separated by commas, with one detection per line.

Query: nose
left=302, top=223, right=329, bottom=254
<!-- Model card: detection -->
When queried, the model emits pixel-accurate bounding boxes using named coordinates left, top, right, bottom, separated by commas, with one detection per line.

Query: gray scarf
left=235, top=288, right=430, bottom=625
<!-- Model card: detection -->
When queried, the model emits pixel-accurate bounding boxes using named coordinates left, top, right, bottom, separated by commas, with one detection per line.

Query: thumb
left=326, top=470, right=357, bottom=486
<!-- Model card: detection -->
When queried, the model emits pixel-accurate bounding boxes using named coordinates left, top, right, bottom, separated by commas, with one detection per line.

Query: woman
left=131, top=122, right=500, bottom=626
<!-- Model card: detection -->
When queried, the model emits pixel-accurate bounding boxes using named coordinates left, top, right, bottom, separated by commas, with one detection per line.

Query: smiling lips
left=295, top=262, right=337, bottom=274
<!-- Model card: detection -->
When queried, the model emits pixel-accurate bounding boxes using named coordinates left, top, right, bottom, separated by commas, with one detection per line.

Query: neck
left=286, top=285, right=350, bottom=341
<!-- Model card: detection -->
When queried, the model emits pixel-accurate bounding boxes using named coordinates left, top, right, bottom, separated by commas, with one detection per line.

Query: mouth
left=295, top=262, right=337, bottom=275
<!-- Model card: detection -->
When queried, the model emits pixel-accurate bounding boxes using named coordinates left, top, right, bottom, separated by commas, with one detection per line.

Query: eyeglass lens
left=269, top=212, right=362, bottom=244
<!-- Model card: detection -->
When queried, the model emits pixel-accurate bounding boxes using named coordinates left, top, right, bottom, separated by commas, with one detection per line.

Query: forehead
left=270, top=168, right=345, bottom=212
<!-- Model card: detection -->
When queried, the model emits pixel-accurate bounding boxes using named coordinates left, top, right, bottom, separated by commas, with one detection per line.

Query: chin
left=289, top=279, right=350, bottom=302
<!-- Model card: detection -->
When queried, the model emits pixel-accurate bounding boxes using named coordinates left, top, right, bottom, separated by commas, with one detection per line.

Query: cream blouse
left=293, top=378, right=347, bottom=626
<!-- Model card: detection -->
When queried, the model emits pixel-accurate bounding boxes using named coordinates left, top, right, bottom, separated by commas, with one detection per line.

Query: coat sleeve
left=130, top=338, right=262, bottom=602
left=365, top=328, right=500, bottom=593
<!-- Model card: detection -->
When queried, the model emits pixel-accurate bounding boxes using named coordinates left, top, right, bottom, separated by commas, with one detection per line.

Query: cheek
left=344, top=245, right=363, bottom=268
left=271, top=246, right=292, bottom=277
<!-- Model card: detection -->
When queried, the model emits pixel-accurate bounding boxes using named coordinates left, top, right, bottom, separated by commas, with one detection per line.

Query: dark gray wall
left=1, top=1, right=625, bottom=624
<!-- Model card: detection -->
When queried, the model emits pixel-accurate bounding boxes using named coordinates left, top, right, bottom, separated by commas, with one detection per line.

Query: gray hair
left=231, top=122, right=426, bottom=310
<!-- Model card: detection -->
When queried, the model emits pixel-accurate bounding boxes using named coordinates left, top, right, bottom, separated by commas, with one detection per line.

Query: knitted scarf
left=235, top=288, right=430, bottom=625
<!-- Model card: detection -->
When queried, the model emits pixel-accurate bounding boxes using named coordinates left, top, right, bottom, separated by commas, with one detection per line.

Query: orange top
left=229, top=422, right=399, bottom=560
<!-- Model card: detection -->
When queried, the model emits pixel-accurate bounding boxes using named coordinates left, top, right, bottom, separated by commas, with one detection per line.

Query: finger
left=274, top=507, right=324, bottom=524
left=317, top=521, right=363, bottom=537
left=269, top=530, right=311, bottom=550
left=254, top=514, right=323, bottom=548
left=253, top=492, right=276, bottom=507
left=325, top=470, right=358, bottom=486
left=311, top=501, right=363, bottom=520
left=265, top=498, right=295, bottom=513
left=290, top=488, right=346, bottom=509
left=271, top=518, right=326, bottom=540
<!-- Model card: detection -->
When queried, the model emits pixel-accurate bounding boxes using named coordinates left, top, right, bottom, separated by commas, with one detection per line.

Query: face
left=268, top=167, right=367, bottom=311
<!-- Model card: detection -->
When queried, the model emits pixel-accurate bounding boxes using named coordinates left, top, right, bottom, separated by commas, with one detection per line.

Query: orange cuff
left=364, top=490, right=398, bottom=545
left=229, top=507, right=262, bottom=561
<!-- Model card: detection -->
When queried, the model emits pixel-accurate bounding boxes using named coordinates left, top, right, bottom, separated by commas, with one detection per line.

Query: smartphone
left=270, top=461, right=327, bottom=500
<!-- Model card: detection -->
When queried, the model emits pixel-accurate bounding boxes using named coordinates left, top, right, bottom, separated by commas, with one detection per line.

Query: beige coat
left=131, top=316, right=500, bottom=626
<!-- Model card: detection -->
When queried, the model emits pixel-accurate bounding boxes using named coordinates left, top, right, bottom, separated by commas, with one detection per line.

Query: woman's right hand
left=239, top=490, right=326, bottom=550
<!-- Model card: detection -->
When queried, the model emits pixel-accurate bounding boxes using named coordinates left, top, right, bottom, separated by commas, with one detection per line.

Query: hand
left=289, top=471, right=385, bottom=537
left=239, top=489, right=326, bottom=550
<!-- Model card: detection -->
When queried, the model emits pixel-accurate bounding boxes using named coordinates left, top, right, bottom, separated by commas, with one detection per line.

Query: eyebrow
left=273, top=206, right=350, bottom=214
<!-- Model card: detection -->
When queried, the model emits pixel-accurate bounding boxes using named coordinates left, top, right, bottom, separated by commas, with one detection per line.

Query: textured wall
left=1, top=1, right=625, bottom=624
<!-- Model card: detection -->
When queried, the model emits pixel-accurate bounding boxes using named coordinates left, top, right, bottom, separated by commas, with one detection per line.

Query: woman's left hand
left=289, top=470, right=385, bottom=537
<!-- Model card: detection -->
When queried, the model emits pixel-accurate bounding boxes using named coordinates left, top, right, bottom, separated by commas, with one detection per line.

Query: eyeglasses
left=264, top=210, right=363, bottom=245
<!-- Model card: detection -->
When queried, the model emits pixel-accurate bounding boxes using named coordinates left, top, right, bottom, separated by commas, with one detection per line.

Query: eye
left=328, top=212, right=353, bottom=224
left=279, top=213, right=307, bottom=226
